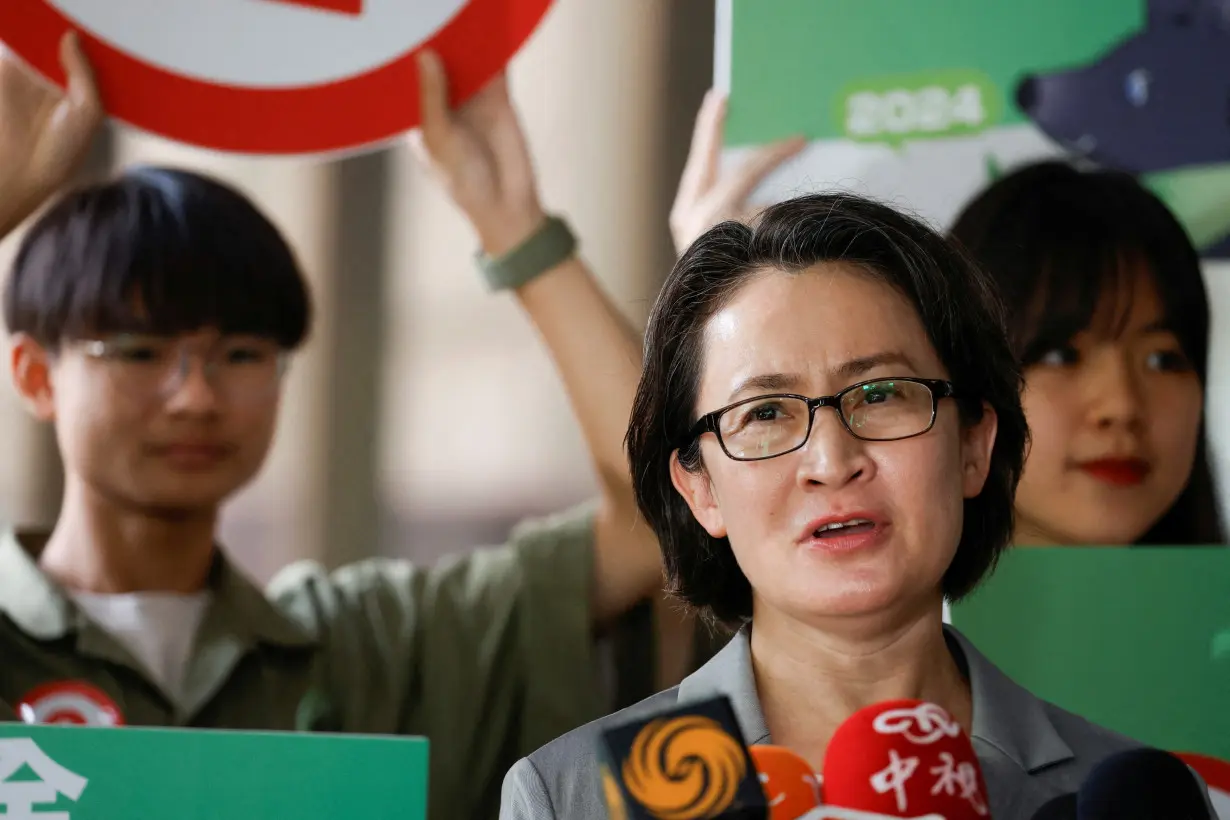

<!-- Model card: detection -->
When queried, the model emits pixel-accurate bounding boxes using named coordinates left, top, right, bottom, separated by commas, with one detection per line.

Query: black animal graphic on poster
left=1014, top=0, right=1230, bottom=257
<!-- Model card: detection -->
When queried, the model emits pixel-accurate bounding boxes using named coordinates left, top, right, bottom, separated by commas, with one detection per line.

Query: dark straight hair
left=949, top=160, right=1224, bottom=545
left=5, top=166, right=311, bottom=351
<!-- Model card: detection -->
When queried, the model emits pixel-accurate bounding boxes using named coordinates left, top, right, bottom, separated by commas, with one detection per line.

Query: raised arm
left=0, top=32, right=103, bottom=238
left=410, top=52, right=659, bottom=626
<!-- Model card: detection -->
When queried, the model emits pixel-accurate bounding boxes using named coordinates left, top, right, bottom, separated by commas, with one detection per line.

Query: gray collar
left=676, top=624, right=1073, bottom=773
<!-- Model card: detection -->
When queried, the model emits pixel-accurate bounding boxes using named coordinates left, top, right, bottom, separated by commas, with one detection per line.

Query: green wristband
left=476, top=215, right=578, bottom=291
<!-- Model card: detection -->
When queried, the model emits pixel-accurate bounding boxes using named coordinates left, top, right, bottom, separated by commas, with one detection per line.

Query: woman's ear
left=10, top=334, right=57, bottom=421
left=961, top=401, right=998, bottom=498
left=670, top=449, right=727, bottom=538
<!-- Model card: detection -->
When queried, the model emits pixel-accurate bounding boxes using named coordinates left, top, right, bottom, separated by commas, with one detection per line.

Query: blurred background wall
left=0, top=0, right=716, bottom=580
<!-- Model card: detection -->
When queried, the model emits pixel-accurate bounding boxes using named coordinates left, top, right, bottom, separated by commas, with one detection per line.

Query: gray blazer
left=500, top=625, right=1143, bottom=820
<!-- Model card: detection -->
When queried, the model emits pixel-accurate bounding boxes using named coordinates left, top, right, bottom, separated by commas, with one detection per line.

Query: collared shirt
left=501, top=625, right=1144, bottom=820
left=0, top=504, right=605, bottom=820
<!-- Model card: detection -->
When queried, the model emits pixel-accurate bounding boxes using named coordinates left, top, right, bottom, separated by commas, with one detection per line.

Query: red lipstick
left=1078, top=458, right=1150, bottom=487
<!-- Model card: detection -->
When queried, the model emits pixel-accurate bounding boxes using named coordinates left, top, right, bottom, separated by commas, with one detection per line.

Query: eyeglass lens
left=717, top=380, right=937, bottom=460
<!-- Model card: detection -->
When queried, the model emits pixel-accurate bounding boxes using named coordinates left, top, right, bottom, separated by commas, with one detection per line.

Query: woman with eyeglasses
left=500, top=193, right=1142, bottom=819
left=950, top=161, right=1226, bottom=547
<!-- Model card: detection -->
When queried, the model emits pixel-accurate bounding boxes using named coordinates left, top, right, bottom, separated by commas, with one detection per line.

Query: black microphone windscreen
left=1030, top=792, right=1077, bottom=820
left=598, top=695, right=768, bottom=819
left=1078, top=748, right=1212, bottom=820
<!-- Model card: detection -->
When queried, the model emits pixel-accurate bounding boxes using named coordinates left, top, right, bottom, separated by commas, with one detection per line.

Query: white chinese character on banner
left=930, top=752, right=988, bottom=816
left=0, top=738, right=89, bottom=819
left=870, top=749, right=920, bottom=813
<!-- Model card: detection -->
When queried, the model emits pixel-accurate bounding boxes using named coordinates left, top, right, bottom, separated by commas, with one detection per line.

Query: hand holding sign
left=0, top=31, right=101, bottom=235
left=669, top=91, right=805, bottom=256
left=0, top=0, right=554, bottom=156
left=412, top=51, right=545, bottom=257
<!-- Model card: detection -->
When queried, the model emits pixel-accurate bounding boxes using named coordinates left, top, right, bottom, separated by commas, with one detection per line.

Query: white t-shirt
left=70, top=591, right=211, bottom=703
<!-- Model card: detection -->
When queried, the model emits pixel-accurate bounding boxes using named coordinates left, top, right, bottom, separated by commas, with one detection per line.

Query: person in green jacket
left=0, top=34, right=663, bottom=819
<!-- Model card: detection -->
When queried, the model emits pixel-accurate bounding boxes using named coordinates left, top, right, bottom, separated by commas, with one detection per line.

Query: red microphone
left=820, top=700, right=991, bottom=820
left=749, top=745, right=822, bottom=820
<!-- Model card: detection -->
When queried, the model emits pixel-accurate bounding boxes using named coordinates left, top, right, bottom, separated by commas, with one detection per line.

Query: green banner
left=727, top=0, right=1141, bottom=147
left=721, top=0, right=1230, bottom=254
left=951, top=548, right=1230, bottom=758
left=0, top=724, right=428, bottom=818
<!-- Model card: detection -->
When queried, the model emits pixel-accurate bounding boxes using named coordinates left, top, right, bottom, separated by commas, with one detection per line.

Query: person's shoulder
left=267, top=500, right=601, bottom=606
left=266, top=502, right=601, bottom=637
left=265, top=557, right=412, bottom=623
left=1039, top=697, right=1143, bottom=760
left=503, top=687, right=681, bottom=819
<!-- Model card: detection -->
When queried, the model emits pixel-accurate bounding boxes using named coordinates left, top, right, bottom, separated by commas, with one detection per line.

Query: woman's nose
left=1085, top=354, right=1144, bottom=432
left=794, top=407, right=873, bottom=487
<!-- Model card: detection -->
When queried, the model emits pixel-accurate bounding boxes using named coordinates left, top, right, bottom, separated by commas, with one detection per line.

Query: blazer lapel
left=676, top=626, right=770, bottom=745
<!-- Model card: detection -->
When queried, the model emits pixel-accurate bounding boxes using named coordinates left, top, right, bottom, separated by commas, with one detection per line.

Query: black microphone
left=1029, top=793, right=1076, bottom=820
left=597, top=695, right=770, bottom=819
left=1077, top=748, right=1213, bottom=820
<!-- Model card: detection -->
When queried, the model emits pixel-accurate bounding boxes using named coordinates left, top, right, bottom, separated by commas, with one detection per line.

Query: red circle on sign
left=18, top=680, right=126, bottom=727
left=0, top=0, right=552, bottom=155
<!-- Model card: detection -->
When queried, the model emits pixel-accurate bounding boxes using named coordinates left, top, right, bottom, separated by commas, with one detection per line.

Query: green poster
left=719, top=0, right=1230, bottom=253
left=950, top=548, right=1230, bottom=758
left=726, top=0, right=1141, bottom=146
left=0, top=724, right=428, bottom=818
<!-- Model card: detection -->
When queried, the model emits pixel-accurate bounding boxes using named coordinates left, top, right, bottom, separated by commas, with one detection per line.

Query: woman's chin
left=780, top=570, right=943, bottom=623
left=791, top=582, right=905, bottom=621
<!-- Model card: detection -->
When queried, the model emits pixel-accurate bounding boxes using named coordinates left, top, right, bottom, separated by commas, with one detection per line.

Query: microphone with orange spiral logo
left=599, top=695, right=770, bottom=819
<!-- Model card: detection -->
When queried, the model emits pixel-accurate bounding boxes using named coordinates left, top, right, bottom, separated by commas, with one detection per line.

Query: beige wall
left=384, top=1, right=671, bottom=528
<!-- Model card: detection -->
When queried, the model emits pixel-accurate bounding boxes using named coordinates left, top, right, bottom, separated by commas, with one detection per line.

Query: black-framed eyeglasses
left=686, top=377, right=958, bottom=462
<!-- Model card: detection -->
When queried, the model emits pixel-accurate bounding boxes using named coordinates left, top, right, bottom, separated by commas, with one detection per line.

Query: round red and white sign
left=0, top=0, right=553, bottom=156
left=17, top=680, right=125, bottom=727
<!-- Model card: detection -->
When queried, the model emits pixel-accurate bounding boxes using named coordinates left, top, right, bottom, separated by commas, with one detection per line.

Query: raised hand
left=0, top=32, right=104, bottom=233
left=669, top=91, right=806, bottom=256
left=411, top=50, right=545, bottom=257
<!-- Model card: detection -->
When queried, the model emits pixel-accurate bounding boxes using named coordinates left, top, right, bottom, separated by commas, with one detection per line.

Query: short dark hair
left=626, top=193, right=1028, bottom=627
left=5, top=166, right=311, bottom=350
left=949, top=160, right=1225, bottom=545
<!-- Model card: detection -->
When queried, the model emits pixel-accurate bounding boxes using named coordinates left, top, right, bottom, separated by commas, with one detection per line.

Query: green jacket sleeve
left=267, top=501, right=606, bottom=820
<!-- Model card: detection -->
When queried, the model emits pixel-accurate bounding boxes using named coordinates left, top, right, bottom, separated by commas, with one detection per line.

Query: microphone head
left=822, top=699, right=990, bottom=819
left=598, top=695, right=769, bottom=819
left=1078, top=748, right=1212, bottom=820
left=1029, top=793, right=1077, bottom=820
left=749, top=745, right=821, bottom=820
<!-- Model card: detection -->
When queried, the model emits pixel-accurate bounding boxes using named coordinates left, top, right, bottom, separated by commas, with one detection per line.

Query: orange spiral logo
left=602, top=765, right=628, bottom=820
left=621, top=715, right=746, bottom=819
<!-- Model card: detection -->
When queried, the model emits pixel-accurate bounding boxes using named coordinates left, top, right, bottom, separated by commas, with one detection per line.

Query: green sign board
left=719, top=0, right=1230, bottom=253
left=951, top=548, right=1230, bottom=758
left=725, top=0, right=1142, bottom=147
left=0, top=724, right=428, bottom=818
